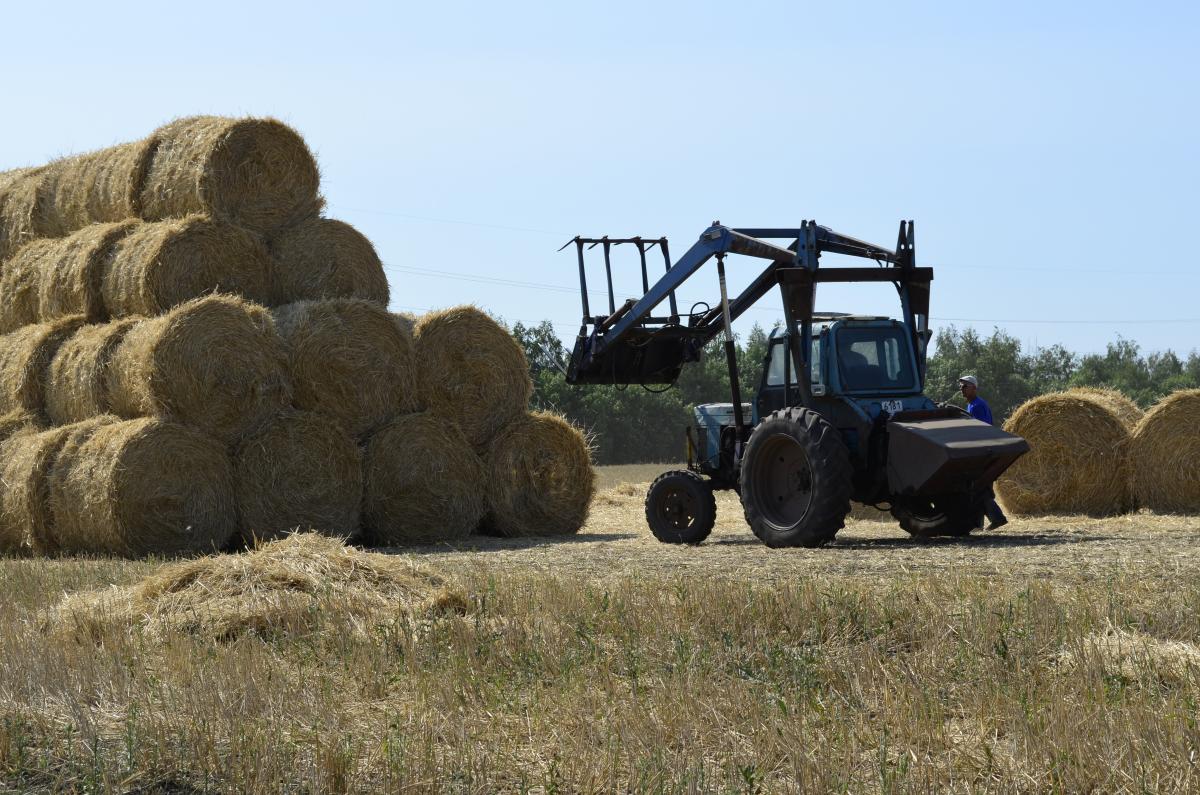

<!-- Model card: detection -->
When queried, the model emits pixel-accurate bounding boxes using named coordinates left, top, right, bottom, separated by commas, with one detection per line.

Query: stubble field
left=1, top=465, right=1199, bottom=793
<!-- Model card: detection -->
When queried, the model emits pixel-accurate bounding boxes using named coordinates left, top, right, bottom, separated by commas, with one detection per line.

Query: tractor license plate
left=881, top=399, right=904, bottom=415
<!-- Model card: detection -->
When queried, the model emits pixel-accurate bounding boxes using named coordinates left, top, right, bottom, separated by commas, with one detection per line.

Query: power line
left=389, top=262, right=1200, bottom=326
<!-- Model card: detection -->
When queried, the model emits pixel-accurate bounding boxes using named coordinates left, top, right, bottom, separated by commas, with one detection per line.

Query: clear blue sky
left=2, top=1, right=1196, bottom=354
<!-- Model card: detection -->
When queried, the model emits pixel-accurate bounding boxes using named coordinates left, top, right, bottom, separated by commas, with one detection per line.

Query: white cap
left=958, top=375, right=978, bottom=387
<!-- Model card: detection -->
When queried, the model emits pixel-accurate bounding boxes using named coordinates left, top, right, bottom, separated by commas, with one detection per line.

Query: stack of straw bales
left=997, top=387, right=1200, bottom=517
left=0, top=116, right=594, bottom=558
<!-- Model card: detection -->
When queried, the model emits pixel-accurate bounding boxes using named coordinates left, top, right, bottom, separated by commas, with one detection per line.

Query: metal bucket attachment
left=887, top=417, right=1029, bottom=496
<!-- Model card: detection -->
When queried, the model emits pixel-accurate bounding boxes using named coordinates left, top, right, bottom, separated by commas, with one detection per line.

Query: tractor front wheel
left=645, top=470, right=716, bottom=544
left=739, top=408, right=852, bottom=548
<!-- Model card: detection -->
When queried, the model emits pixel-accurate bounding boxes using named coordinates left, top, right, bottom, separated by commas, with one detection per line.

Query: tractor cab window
left=765, top=337, right=821, bottom=386
left=835, top=327, right=916, bottom=392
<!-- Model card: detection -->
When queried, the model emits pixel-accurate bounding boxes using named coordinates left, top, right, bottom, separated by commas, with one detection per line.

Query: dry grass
left=2, top=497, right=1200, bottom=791
left=140, top=116, right=323, bottom=233
left=269, top=216, right=389, bottom=305
left=997, top=390, right=1132, bottom=516
left=45, top=534, right=454, bottom=643
left=1131, top=389, right=1200, bottom=513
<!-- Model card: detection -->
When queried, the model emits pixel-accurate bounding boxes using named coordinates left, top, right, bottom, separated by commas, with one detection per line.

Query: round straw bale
left=48, top=417, right=237, bottom=556
left=483, top=411, right=595, bottom=537
left=234, top=410, right=362, bottom=542
left=0, top=316, right=87, bottom=420
left=1066, top=387, right=1143, bottom=430
left=108, top=295, right=291, bottom=442
left=141, top=116, right=322, bottom=233
left=273, top=299, right=417, bottom=437
left=101, top=215, right=273, bottom=316
left=1130, top=389, right=1200, bottom=513
left=0, top=416, right=119, bottom=556
left=0, top=238, right=59, bottom=333
left=0, top=167, right=48, bottom=261
left=413, top=306, right=532, bottom=448
left=269, top=217, right=389, bottom=305
left=37, top=220, right=138, bottom=323
left=45, top=318, right=137, bottom=425
left=36, top=138, right=159, bottom=236
left=362, top=412, right=485, bottom=544
left=995, top=392, right=1132, bottom=516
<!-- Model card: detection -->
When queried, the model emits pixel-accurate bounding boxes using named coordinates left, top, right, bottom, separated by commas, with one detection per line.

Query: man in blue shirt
left=959, top=375, right=1008, bottom=530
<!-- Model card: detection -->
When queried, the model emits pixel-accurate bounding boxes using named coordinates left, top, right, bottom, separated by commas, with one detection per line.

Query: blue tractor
left=563, top=221, right=1029, bottom=547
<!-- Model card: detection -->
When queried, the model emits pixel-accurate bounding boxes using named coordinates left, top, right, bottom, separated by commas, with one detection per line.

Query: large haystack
left=36, top=220, right=138, bottom=323
left=101, top=215, right=274, bottom=316
left=0, top=416, right=119, bottom=556
left=483, top=411, right=595, bottom=537
left=45, top=533, right=458, bottom=641
left=108, top=296, right=292, bottom=442
left=995, top=392, right=1132, bottom=516
left=362, top=412, right=485, bottom=544
left=45, top=318, right=137, bottom=425
left=234, top=411, right=363, bottom=542
left=273, top=299, right=417, bottom=437
left=0, top=316, right=86, bottom=420
left=413, top=306, right=532, bottom=448
left=1066, top=387, right=1143, bottom=430
left=1130, top=389, right=1200, bottom=513
left=48, top=417, right=237, bottom=556
left=140, top=116, right=322, bottom=233
left=269, top=217, right=389, bottom=305
left=0, top=167, right=47, bottom=261
left=37, top=139, right=160, bottom=236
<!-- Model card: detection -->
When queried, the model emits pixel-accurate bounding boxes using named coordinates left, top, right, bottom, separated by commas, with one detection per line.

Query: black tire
left=891, top=493, right=986, bottom=538
left=645, top=470, right=716, bottom=544
left=739, top=407, right=852, bottom=548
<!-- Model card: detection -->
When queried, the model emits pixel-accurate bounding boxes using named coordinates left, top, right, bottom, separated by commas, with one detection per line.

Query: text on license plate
left=881, top=400, right=904, bottom=415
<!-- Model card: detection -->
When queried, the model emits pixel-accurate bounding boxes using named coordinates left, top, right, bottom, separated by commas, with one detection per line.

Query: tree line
left=510, top=320, right=1200, bottom=465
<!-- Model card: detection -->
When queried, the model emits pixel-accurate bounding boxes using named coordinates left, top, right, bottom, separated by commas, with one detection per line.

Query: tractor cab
left=754, top=317, right=932, bottom=424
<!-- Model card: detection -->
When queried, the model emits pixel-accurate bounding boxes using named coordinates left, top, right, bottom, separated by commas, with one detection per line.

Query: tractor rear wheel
left=645, top=470, right=716, bottom=544
left=891, top=493, right=986, bottom=538
left=739, top=407, right=852, bottom=548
